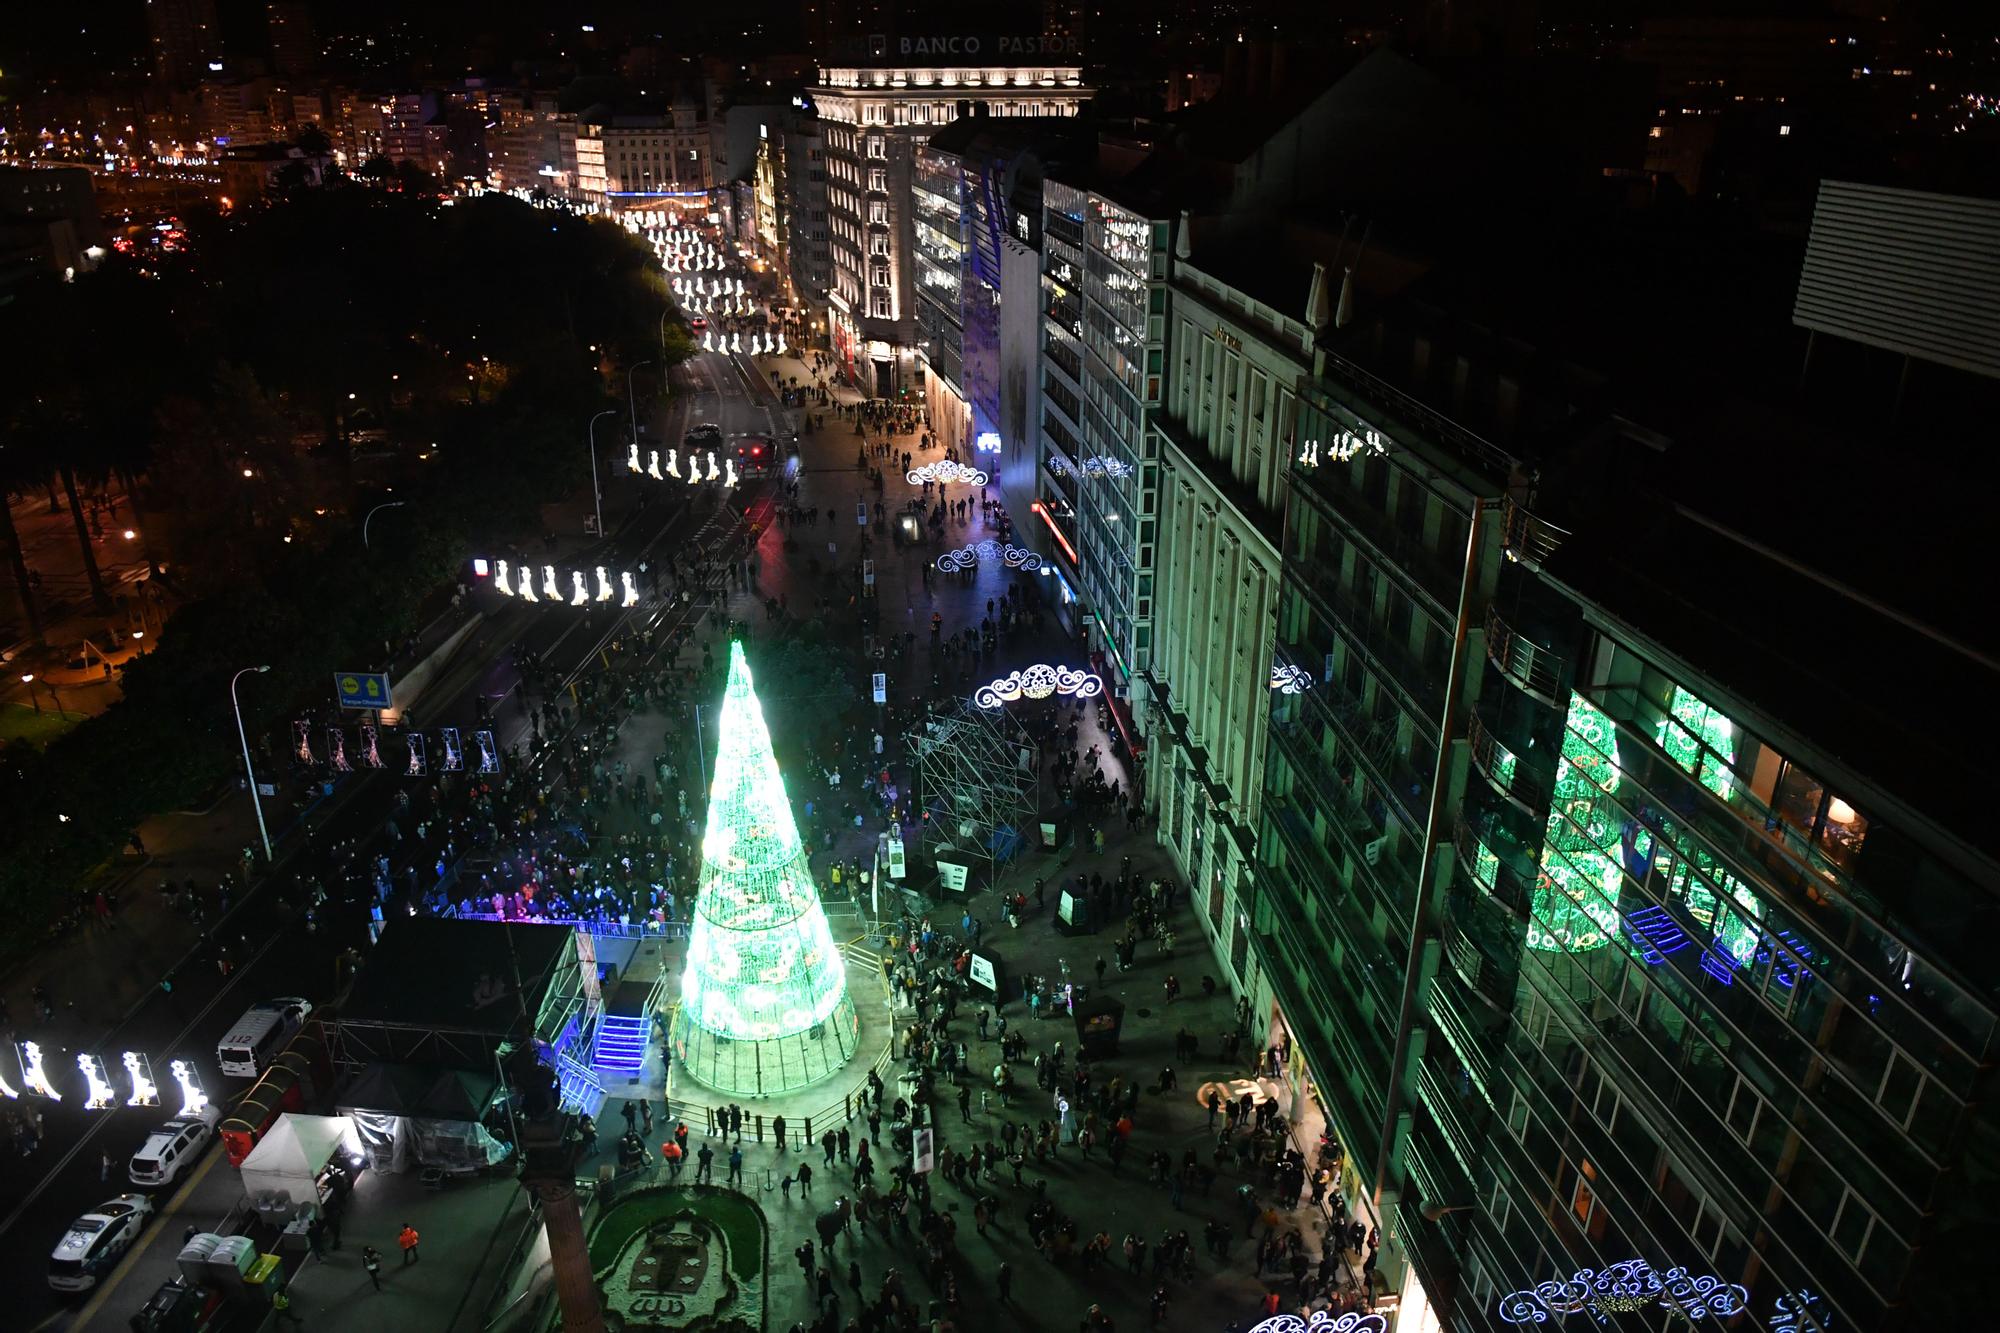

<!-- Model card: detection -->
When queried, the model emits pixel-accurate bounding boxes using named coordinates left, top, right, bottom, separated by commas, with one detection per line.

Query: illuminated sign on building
left=1298, top=428, right=1388, bottom=468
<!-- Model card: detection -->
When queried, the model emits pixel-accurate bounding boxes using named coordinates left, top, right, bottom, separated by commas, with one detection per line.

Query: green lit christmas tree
left=1529, top=692, right=1628, bottom=953
left=674, top=642, right=859, bottom=1096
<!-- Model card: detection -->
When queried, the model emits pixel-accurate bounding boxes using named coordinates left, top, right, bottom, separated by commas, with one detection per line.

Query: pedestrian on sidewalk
left=101, top=1152, right=113, bottom=1182
left=363, top=1246, right=383, bottom=1290
left=398, top=1223, right=420, bottom=1265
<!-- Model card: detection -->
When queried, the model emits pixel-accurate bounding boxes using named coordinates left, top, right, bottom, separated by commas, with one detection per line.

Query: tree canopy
left=0, top=187, right=686, bottom=945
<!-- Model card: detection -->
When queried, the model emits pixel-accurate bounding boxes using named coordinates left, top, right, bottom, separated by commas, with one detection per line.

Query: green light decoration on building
left=674, top=642, right=859, bottom=1096
left=1529, top=692, right=1627, bottom=953
left=1656, top=685, right=1739, bottom=800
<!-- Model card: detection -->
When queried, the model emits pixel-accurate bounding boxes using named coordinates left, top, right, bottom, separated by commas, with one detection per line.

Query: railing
left=1313, top=354, right=1522, bottom=483
left=1484, top=606, right=1564, bottom=705
left=1450, top=814, right=1535, bottom=920
left=1466, top=711, right=1549, bottom=815
left=662, top=940, right=899, bottom=1152
left=1501, top=495, right=1570, bottom=570
left=1439, top=906, right=1520, bottom=1014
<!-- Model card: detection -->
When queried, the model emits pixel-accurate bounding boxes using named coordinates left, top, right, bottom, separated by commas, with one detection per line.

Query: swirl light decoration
left=1080, top=455, right=1134, bottom=479
left=1495, top=1261, right=1751, bottom=1325
left=1271, top=663, right=1315, bottom=694
left=934, top=540, right=1044, bottom=573
left=974, top=663, right=1103, bottom=710
left=907, top=460, right=990, bottom=487
left=1246, top=1313, right=1387, bottom=1333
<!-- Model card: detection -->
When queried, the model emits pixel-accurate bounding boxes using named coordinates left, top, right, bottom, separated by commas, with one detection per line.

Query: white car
left=48, top=1194, right=155, bottom=1292
left=129, top=1105, right=222, bottom=1188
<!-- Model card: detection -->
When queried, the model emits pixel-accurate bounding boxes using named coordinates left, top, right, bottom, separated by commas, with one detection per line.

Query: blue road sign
left=334, top=671, right=393, bottom=710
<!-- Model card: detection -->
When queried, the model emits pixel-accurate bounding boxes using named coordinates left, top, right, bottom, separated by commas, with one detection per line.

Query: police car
left=48, top=1194, right=155, bottom=1291
left=129, top=1104, right=222, bottom=1188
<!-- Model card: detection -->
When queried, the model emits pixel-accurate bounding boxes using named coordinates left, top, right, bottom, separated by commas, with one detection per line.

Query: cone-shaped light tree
left=675, top=642, right=859, bottom=1095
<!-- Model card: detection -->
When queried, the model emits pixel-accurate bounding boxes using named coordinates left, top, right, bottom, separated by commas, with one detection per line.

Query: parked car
left=48, top=1194, right=155, bottom=1292
left=215, top=997, right=312, bottom=1078
left=129, top=1104, right=223, bottom=1188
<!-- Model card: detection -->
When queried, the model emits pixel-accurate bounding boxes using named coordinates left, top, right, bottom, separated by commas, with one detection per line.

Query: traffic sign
left=871, top=672, right=887, bottom=704
left=334, top=671, right=393, bottom=710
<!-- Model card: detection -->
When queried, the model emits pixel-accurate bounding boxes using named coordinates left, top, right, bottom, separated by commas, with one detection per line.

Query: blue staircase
left=592, top=1012, right=650, bottom=1080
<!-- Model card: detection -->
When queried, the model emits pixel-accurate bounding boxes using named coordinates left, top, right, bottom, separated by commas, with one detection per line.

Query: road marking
left=66, top=1131, right=226, bottom=1324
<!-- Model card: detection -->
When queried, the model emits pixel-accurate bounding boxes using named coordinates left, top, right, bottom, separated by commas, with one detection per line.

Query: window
left=1571, top=1170, right=1597, bottom=1226
left=867, top=136, right=886, bottom=159
left=869, top=200, right=888, bottom=224
left=869, top=234, right=889, bottom=257
left=871, top=292, right=892, bottom=318
left=1724, top=1076, right=1765, bottom=1147
left=1830, top=1187, right=1878, bottom=1262
left=869, top=168, right=887, bottom=192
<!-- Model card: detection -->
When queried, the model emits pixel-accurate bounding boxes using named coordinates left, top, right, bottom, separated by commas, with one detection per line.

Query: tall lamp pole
left=362, top=500, right=407, bottom=550
left=627, top=360, right=654, bottom=447
left=231, top=665, right=274, bottom=863
left=587, top=409, right=616, bottom=538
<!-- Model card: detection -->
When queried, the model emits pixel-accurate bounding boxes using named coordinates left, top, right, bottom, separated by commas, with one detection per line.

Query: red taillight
left=752, top=446, right=762, bottom=456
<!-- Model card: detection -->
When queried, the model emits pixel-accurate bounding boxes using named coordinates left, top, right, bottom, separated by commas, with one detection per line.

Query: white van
left=215, top=998, right=312, bottom=1078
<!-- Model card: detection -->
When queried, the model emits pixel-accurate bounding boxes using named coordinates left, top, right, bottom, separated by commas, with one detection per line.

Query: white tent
left=240, top=1113, right=358, bottom=1216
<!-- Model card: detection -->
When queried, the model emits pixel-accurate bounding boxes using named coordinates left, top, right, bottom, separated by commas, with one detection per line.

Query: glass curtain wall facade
left=1036, top=178, right=1088, bottom=592
left=912, top=146, right=968, bottom=452
left=1037, top=178, right=1167, bottom=690
left=1255, top=376, right=1492, bottom=1299
left=1249, top=361, right=2000, bottom=1333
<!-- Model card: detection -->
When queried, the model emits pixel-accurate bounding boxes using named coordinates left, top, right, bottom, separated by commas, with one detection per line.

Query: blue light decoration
left=1496, top=1260, right=1750, bottom=1325
left=1770, top=1288, right=1833, bottom=1333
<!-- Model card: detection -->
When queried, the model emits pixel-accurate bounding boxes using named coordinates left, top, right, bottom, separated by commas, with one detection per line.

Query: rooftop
left=342, top=917, right=576, bottom=1039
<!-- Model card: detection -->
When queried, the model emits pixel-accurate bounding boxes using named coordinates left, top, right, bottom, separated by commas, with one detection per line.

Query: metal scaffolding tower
left=909, top=701, right=1040, bottom=896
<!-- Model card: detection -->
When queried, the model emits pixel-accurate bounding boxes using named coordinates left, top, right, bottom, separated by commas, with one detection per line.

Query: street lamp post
left=627, top=360, right=654, bottom=447
left=231, top=665, right=274, bottom=863
left=20, top=673, right=40, bottom=715
left=587, top=409, right=616, bottom=538
left=659, top=308, right=674, bottom=359
left=362, top=500, right=408, bottom=550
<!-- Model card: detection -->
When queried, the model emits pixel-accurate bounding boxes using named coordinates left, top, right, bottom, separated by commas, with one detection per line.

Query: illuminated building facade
left=811, top=54, right=1087, bottom=397
left=914, top=117, right=1085, bottom=500
left=1035, top=173, right=1167, bottom=703
left=1243, top=318, right=2000, bottom=1333
left=1143, top=244, right=1315, bottom=1006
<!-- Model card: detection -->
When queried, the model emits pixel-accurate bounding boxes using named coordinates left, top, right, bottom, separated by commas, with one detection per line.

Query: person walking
left=728, top=1144, right=744, bottom=1184
left=997, top=1261, right=1013, bottom=1305
left=796, top=1161, right=814, bottom=1197
left=362, top=1245, right=383, bottom=1291
left=398, top=1223, right=420, bottom=1265
left=958, top=1084, right=973, bottom=1124
left=697, top=1142, right=715, bottom=1183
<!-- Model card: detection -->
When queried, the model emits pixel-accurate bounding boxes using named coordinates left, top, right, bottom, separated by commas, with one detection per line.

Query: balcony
left=1485, top=606, right=1564, bottom=706
left=1416, top=1052, right=1489, bottom=1188
left=1451, top=814, right=1536, bottom=919
left=1501, top=495, right=1570, bottom=571
left=1440, top=895, right=1523, bottom=1014
left=1467, top=710, right=1550, bottom=816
